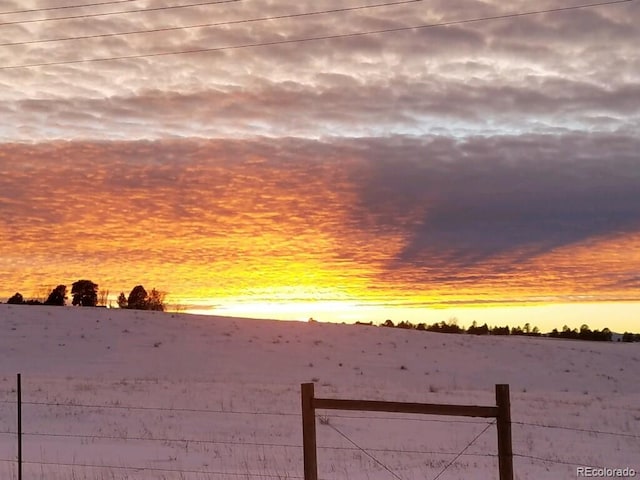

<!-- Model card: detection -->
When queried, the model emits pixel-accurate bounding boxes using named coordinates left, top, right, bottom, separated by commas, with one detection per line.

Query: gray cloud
left=335, top=132, right=640, bottom=272
left=0, top=0, right=638, bottom=140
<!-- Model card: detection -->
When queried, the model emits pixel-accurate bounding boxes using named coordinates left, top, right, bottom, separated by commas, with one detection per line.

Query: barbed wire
left=9, top=398, right=497, bottom=426
left=432, top=420, right=496, bottom=480
left=513, top=420, right=640, bottom=439
left=514, top=453, right=610, bottom=469
left=20, top=400, right=299, bottom=416
left=19, top=460, right=305, bottom=478
left=0, top=429, right=498, bottom=457
left=21, top=430, right=302, bottom=449
left=324, top=422, right=405, bottom=480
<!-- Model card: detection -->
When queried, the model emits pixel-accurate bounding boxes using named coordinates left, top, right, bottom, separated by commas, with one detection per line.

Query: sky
left=1, top=0, right=639, bottom=332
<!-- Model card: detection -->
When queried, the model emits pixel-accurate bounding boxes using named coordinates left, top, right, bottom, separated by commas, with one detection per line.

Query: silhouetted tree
left=97, top=289, right=109, bottom=307
left=622, top=332, right=640, bottom=342
left=491, top=325, right=510, bottom=336
left=146, top=288, right=166, bottom=312
left=71, top=280, right=98, bottom=307
left=24, top=299, right=43, bottom=305
left=397, top=320, right=414, bottom=329
left=467, top=321, right=489, bottom=335
left=7, top=292, right=24, bottom=304
left=127, top=285, right=148, bottom=310
left=44, top=285, right=67, bottom=306
left=426, top=320, right=462, bottom=334
left=117, top=292, right=128, bottom=309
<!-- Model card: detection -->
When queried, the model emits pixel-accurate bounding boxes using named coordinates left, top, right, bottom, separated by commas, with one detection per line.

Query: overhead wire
left=0, top=0, right=241, bottom=27
left=0, top=0, right=424, bottom=48
left=0, top=0, right=634, bottom=71
left=0, top=0, right=140, bottom=16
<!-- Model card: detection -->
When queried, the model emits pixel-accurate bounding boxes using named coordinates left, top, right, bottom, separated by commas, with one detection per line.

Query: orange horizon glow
left=2, top=140, right=640, bottom=333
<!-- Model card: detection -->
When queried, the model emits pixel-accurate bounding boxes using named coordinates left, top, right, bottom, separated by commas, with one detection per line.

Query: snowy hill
left=1, top=304, right=638, bottom=479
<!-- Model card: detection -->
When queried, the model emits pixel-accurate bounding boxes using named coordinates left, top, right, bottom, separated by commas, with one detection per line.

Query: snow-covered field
left=0, top=304, right=638, bottom=479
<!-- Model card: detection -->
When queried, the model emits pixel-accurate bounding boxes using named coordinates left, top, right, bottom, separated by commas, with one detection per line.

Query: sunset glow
left=1, top=0, right=639, bottom=332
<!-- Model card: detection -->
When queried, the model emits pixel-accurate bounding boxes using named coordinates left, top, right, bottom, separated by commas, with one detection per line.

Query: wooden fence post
left=301, top=382, right=318, bottom=480
left=496, top=384, right=513, bottom=480
left=17, top=373, right=22, bottom=480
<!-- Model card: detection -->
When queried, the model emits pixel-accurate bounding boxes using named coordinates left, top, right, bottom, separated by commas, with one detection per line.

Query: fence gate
left=301, top=382, right=513, bottom=480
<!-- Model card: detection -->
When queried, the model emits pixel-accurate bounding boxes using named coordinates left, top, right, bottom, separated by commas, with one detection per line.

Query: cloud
left=1, top=133, right=639, bottom=303
left=341, top=133, right=640, bottom=271
left=1, top=0, right=639, bottom=304
left=0, top=0, right=638, bottom=140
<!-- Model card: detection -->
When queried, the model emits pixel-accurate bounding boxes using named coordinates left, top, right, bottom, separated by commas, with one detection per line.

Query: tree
left=44, top=285, right=67, bottom=306
left=7, top=292, right=24, bottom=304
left=127, top=285, right=148, bottom=310
left=146, top=288, right=166, bottom=312
left=117, top=292, right=128, bottom=309
left=97, top=289, right=109, bottom=307
left=125, top=285, right=166, bottom=311
left=71, top=280, right=98, bottom=307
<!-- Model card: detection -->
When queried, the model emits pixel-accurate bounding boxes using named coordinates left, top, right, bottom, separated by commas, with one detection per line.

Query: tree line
left=357, top=319, right=640, bottom=343
left=4, top=280, right=166, bottom=311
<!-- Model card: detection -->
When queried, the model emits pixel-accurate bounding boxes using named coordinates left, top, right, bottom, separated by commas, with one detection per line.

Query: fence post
left=301, top=383, right=318, bottom=480
left=17, top=373, right=22, bottom=480
left=496, top=384, right=513, bottom=480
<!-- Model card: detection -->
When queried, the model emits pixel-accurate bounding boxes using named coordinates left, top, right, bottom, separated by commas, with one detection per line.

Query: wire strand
left=514, top=453, right=608, bottom=469
left=513, top=421, right=640, bottom=439
left=21, top=400, right=298, bottom=416
left=0, top=0, right=139, bottom=16
left=0, top=0, right=241, bottom=27
left=20, top=460, right=305, bottom=478
left=432, top=421, right=496, bottom=480
left=0, top=0, right=633, bottom=71
left=22, top=430, right=302, bottom=449
left=325, top=422, right=405, bottom=480
left=0, top=0, right=423, bottom=48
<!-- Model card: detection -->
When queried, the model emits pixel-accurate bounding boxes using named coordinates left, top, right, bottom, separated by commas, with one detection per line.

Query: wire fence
left=1, top=377, right=638, bottom=480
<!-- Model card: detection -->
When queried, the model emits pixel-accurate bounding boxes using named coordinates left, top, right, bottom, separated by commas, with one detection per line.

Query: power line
left=0, top=0, right=139, bottom=16
left=0, top=0, right=423, bottom=48
left=0, top=0, right=241, bottom=27
left=0, top=0, right=633, bottom=71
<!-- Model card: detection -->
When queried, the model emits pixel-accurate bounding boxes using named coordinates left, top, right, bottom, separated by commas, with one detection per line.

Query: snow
left=1, top=304, right=638, bottom=479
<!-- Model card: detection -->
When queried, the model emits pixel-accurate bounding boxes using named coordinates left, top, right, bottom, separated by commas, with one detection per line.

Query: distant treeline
left=3, top=281, right=166, bottom=312
left=355, top=319, right=640, bottom=343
